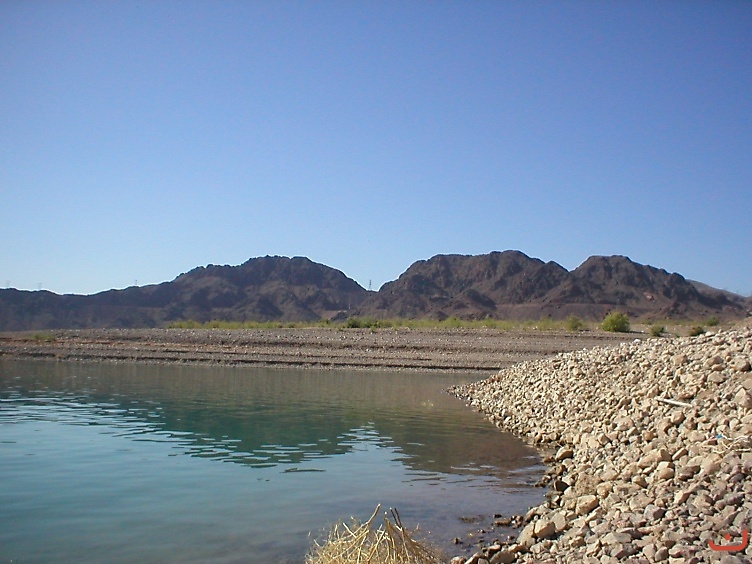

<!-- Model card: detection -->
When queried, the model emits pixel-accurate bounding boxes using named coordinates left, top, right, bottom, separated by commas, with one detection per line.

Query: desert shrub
left=601, top=312, right=630, bottom=333
left=688, top=325, right=706, bottom=337
left=439, top=316, right=463, bottom=328
left=565, top=315, right=586, bottom=331
left=345, top=317, right=365, bottom=328
left=346, top=316, right=383, bottom=329
left=31, top=332, right=57, bottom=342
left=705, top=316, right=720, bottom=327
left=306, top=506, right=443, bottom=564
left=649, top=324, right=665, bottom=337
left=167, top=319, right=202, bottom=329
left=533, top=317, right=558, bottom=331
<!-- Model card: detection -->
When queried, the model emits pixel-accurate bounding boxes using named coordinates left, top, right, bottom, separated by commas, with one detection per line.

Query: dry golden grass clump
left=306, top=505, right=444, bottom=564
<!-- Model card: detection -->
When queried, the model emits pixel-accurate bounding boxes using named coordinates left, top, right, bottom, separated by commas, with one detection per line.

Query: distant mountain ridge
left=356, top=251, right=748, bottom=322
left=0, top=252, right=748, bottom=330
left=0, top=256, right=368, bottom=331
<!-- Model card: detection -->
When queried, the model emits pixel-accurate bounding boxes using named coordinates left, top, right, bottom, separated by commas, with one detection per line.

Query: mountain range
left=1, top=251, right=749, bottom=331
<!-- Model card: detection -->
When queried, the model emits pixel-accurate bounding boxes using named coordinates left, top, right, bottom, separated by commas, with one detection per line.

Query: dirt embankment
left=0, top=327, right=633, bottom=373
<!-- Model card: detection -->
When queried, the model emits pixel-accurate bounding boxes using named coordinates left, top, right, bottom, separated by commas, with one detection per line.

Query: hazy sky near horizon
left=2, top=1, right=751, bottom=296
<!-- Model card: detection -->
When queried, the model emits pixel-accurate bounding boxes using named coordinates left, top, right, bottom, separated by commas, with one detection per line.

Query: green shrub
left=601, top=312, right=630, bottom=333
left=440, top=316, right=464, bottom=328
left=345, top=316, right=383, bottom=329
left=649, top=324, right=665, bottom=337
left=565, top=315, right=586, bottom=331
left=688, top=325, right=705, bottom=337
left=345, top=317, right=363, bottom=328
left=31, top=332, right=57, bottom=342
left=705, top=316, right=720, bottom=327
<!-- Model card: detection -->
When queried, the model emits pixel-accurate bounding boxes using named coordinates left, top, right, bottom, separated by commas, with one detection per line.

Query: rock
left=700, top=454, right=722, bottom=475
left=638, top=448, right=670, bottom=469
left=672, top=353, right=688, bottom=366
left=653, top=461, right=675, bottom=481
left=517, top=521, right=536, bottom=548
left=534, top=518, right=557, bottom=539
left=734, top=388, right=752, bottom=410
left=670, top=410, right=685, bottom=426
left=484, top=542, right=501, bottom=555
left=551, top=511, right=569, bottom=533
left=553, top=479, right=570, bottom=492
left=489, top=550, right=515, bottom=564
left=673, top=489, right=692, bottom=504
left=575, top=495, right=599, bottom=516
left=733, top=357, right=751, bottom=372
left=641, top=542, right=657, bottom=560
left=644, top=504, right=666, bottom=521
left=656, top=417, right=674, bottom=434
left=709, top=371, right=727, bottom=383
left=555, top=446, right=574, bottom=461
left=676, top=464, right=700, bottom=481
left=602, top=531, right=632, bottom=545
left=718, top=555, right=748, bottom=564
left=609, top=542, right=635, bottom=558
left=706, top=355, right=724, bottom=368
left=632, top=474, right=648, bottom=488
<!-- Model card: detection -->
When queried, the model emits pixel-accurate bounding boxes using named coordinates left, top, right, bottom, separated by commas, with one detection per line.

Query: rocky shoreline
left=450, top=324, right=752, bottom=563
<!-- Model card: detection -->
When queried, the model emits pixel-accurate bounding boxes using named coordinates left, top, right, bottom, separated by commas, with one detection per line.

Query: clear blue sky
left=2, top=1, right=751, bottom=296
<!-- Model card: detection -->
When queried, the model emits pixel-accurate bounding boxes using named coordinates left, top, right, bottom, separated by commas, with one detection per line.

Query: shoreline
left=450, top=324, right=752, bottom=563
left=0, top=327, right=633, bottom=374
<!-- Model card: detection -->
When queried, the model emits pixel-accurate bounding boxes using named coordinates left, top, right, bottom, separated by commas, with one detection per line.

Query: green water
left=0, top=360, right=544, bottom=562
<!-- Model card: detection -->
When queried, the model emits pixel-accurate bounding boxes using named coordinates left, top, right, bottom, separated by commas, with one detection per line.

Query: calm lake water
left=0, top=360, right=544, bottom=563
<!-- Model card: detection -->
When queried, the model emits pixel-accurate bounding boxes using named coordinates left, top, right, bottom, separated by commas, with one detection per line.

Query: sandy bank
left=0, top=327, right=632, bottom=373
left=450, top=326, right=752, bottom=563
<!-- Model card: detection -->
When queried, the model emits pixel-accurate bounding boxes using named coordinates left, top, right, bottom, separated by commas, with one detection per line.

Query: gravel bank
left=450, top=326, right=752, bottom=563
left=0, top=327, right=631, bottom=373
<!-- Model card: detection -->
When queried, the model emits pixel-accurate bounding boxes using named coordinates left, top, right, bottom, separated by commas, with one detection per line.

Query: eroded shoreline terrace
left=0, top=327, right=632, bottom=373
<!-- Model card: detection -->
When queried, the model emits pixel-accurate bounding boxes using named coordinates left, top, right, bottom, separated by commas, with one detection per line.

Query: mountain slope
left=358, top=251, right=569, bottom=319
left=543, top=255, right=743, bottom=320
left=0, top=252, right=747, bottom=331
left=0, top=256, right=368, bottom=331
left=356, top=252, right=747, bottom=321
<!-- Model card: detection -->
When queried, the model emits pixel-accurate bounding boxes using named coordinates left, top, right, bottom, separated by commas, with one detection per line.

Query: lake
left=0, top=360, right=544, bottom=562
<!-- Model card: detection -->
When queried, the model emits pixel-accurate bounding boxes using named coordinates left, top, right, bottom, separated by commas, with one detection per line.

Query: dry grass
left=306, top=505, right=444, bottom=564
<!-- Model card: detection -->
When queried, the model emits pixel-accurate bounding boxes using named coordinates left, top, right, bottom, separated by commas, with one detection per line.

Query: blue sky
left=2, top=1, right=751, bottom=296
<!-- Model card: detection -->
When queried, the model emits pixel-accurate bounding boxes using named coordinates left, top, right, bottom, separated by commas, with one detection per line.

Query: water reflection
left=1, top=360, right=538, bottom=482
left=1, top=359, right=545, bottom=562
